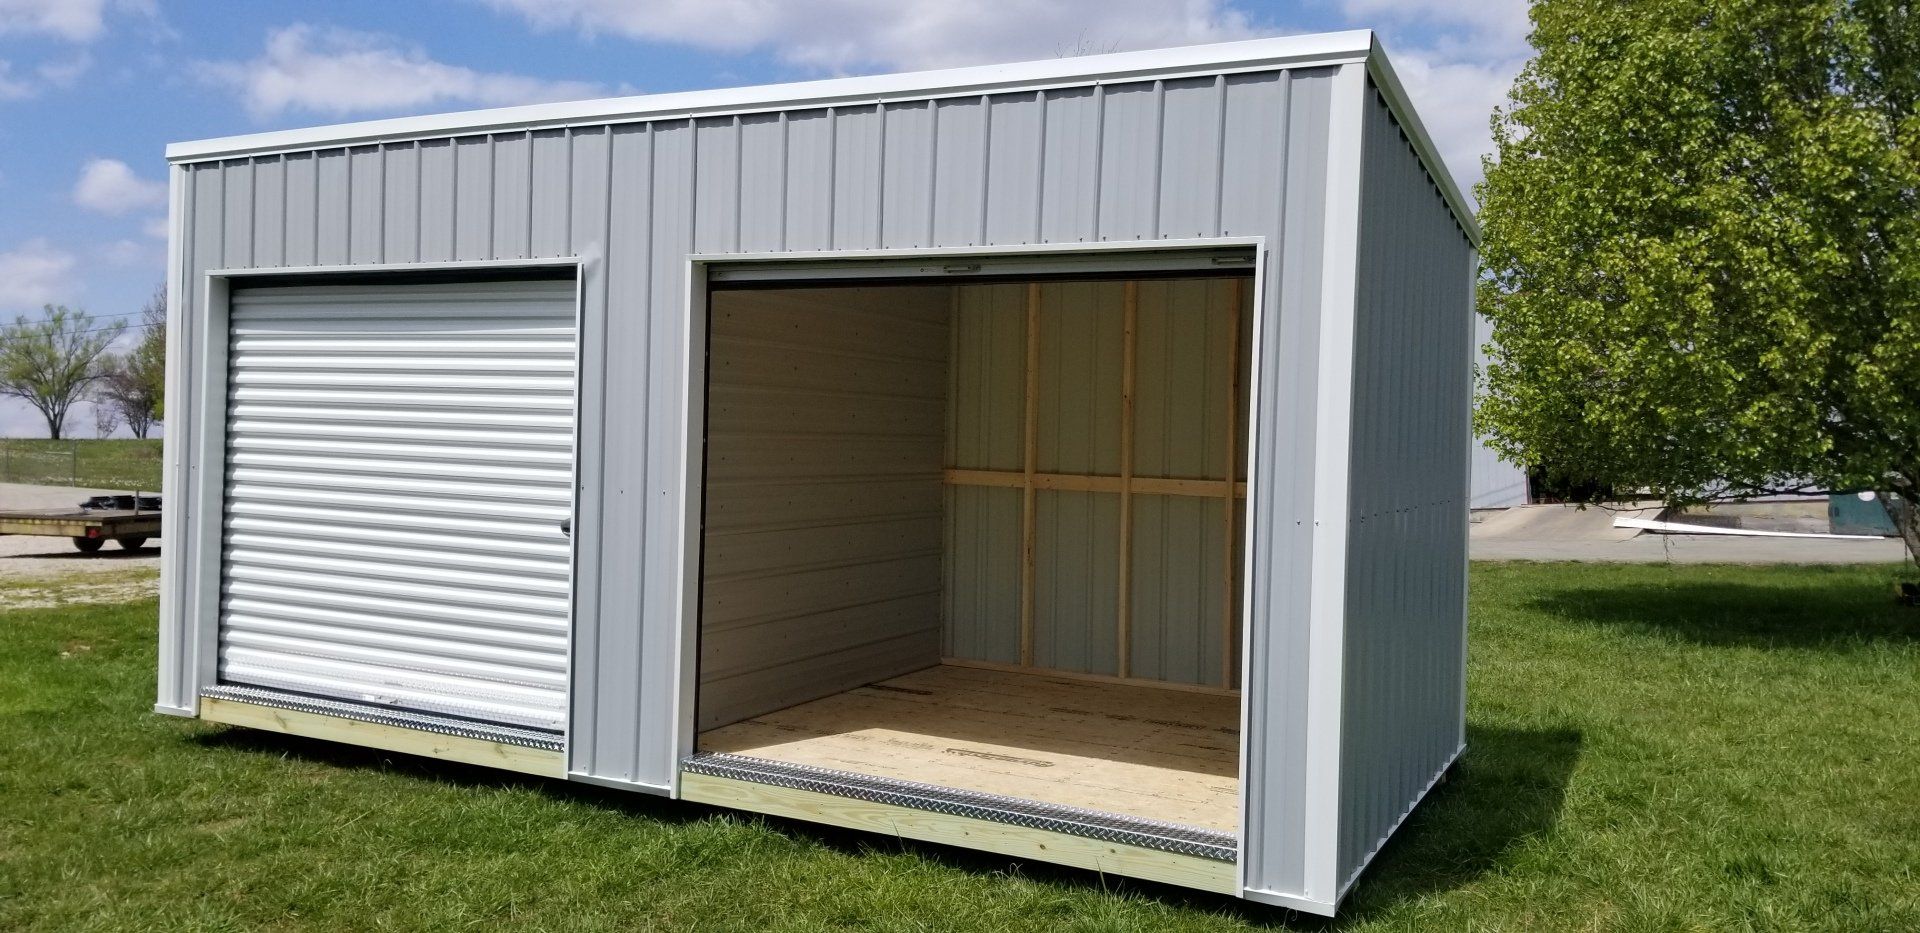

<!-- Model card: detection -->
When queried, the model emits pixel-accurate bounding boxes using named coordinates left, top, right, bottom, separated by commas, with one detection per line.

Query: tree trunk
left=1884, top=480, right=1920, bottom=569
left=1891, top=503, right=1920, bottom=570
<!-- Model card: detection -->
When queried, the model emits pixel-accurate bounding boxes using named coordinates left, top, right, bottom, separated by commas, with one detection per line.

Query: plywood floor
left=696, top=664, right=1240, bottom=832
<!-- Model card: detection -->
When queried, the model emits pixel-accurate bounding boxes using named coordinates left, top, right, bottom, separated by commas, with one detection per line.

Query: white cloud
left=143, top=216, right=168, bottom=240
left=100, top=237, right=161, bottom=268
left=0, top=0, right=110, bottom=41
left=1342, top=0, right=1530, bottom=58
left=1385, top=52, right=1518, bottom=188
left=0, top=0, right=148, bottom=42
left=1338, top=0, right=1532, bottom=191
left=476, top=0, right=1269, bottom=72
left=201, top=24, right=607, bottom=120
left=74, top=158, right=167, bottom=214
left=36, top=51, right=90, bottom=86
left=0, top=52, right=90, bottom=100
left=0, top=238, right=77, bottom=312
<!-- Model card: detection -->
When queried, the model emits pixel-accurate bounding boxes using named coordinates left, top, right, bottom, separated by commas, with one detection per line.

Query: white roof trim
left=165, top=28, right=1477, bottom=245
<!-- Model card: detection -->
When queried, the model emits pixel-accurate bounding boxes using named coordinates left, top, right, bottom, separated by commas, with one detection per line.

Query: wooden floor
left=696, top=664, right=1241, bottom=832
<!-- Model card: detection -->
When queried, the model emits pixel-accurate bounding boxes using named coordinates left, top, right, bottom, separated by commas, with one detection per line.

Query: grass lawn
left=1, top=562, right=1917, bottom=931
left=0, top=439, right=163, bottom=491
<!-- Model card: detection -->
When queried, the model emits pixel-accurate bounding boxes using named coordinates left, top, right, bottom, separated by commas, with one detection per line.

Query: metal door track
left=683, top=751, right=1238, bottom=861
left=200, top=684, right=565, bottom=752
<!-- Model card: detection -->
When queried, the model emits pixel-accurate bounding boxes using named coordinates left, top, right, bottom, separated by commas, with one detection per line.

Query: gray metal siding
left=699, top=286, right=947, bottom=731
left=1240, top=67, right=1332, bottom=900
left=1334, top=86, right=1473, bottom=892
left=163, top=65, right=1342, bottom=840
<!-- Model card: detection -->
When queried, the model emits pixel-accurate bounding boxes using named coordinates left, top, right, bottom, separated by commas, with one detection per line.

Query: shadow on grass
left=6, top=546, right=158, bottom=561
left=189, top=723, right=1579, bottom=928
left=191, top=726, right=704, bottom=828
left=1332, top=725, right=1581, bottom=925
left=1526, top=576, right=1918, bottom=649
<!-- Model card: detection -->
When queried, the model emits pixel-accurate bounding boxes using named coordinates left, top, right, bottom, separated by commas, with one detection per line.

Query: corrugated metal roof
left=164, top=30, right=1478, bottom=245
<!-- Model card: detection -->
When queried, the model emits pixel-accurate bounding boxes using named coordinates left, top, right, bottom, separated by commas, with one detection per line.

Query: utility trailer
left=0, top=496, right=162, bottom=552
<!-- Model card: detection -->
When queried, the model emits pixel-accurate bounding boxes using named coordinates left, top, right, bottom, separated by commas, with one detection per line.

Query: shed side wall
left=1335, top=85, right=1473, bottom=892
left=699, top=285, right=949, bottom=730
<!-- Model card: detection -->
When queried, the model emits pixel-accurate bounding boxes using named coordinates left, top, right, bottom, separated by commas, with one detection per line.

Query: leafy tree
left=1476, top=0, right=1920, bottom=561
left=90, top=398, right=119, bottom=439
left=0, top=305, right=126, bottom=441
left=96, top=285, right=166, bottom=439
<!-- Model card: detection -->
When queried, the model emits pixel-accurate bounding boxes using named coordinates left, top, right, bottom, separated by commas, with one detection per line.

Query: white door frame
left=667, top=237, right=1267, bottom=799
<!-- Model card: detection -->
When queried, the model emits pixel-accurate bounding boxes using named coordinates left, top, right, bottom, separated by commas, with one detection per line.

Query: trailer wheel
left=72, top=537, right=105, bottom=553
left=116, top=536, right=148, bottom=551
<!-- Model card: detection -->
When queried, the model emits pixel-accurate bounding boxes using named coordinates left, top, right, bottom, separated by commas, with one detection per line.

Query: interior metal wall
left=161, top=63, right=1342, bottom=884
left=699, top=285, right=949, bottom=730
left=943, top=284, right=1028, bottom=664
left=1128, top=279, right=1248, bottom=687
left=1334, top=85, right=1474, bottom=894
left=943, top=279, right=1247, bottom=688
left=1032, top=280, right=1126, bottom=677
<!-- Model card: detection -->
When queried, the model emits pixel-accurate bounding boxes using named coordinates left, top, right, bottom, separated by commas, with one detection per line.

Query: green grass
left=0, top=438, right=163, bottom=491
left=2, top=563, right=1917, bottom=931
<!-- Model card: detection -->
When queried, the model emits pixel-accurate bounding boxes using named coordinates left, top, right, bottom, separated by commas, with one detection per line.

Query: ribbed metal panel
left=1334, top=85, right=1473, bottom=892
left=217, top=279, right=577, bottom=730
left=699, top=286, right=948, bottom=730
left=1034, top=489, right=1121, bottom=673
left=947, top=284, right=1028, bottom=472
left=1239, top=66, right=1332, bottom=901
left=1035, top=281, right=1124, bottom=475
left=942, top=484, right=1023, bottom=663
left=944, top=278, right=1245, bottom=686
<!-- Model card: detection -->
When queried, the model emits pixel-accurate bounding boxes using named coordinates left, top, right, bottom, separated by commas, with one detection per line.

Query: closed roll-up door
left=217, top=279, right=576, bottom=731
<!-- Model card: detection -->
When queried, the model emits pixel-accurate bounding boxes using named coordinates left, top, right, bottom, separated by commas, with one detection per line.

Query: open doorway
left=693, top=272, right=1252, bottom=838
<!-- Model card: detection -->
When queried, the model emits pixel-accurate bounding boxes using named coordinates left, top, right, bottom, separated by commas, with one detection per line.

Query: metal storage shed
left=155, top=29, right=1475, bottom=916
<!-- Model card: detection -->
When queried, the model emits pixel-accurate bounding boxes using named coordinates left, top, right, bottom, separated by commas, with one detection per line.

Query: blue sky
left=0, top=0, right=1530, bottom=437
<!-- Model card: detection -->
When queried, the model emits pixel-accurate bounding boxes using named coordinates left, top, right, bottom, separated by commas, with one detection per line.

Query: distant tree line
left=0, top=283, right=165, bottom=440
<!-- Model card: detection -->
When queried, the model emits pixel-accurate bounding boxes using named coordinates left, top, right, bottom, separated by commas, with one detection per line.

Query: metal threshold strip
left=683, top=751, right=1238, bottom=862
left=200, top=684, right=565, bottom=752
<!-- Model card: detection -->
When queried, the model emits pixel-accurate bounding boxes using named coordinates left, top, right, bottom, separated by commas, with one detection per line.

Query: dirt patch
left=1, top=575, right=159, bottom=610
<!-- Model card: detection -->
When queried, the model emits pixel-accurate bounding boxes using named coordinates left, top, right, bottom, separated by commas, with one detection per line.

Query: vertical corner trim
left=1294, top=59, right=1368, bottom=903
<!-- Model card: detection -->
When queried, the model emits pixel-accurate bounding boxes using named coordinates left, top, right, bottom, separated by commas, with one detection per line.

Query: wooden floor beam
left=198, top=697, right=566, bottom=778
left=679, top=771, right=1239, bottom=895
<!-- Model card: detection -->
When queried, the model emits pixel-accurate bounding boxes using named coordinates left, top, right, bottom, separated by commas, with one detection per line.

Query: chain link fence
left=0, top=439, right=164, bottom=491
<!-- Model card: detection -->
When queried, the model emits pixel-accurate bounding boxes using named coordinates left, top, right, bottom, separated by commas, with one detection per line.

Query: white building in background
left=1470, top=312, right=1530, bottom=507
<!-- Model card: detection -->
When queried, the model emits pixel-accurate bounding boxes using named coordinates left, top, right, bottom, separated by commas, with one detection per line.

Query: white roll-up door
left=217, top=279, right=577, bottom=731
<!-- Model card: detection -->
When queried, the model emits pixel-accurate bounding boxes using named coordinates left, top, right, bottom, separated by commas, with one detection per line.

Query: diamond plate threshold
left=683, top=751, right=1238, bottom=862
left=200, top=685, right=565, bottom=752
